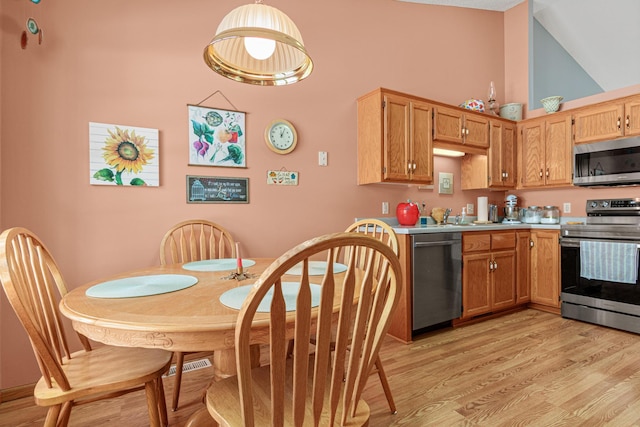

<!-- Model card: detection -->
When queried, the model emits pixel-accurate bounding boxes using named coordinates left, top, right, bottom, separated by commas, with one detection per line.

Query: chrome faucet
left=443, top=208, right=452, bottom=224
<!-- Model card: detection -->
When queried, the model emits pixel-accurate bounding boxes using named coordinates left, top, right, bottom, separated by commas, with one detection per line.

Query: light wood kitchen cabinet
left=387, top=234, right=413, bottom=343
left=515, top=230, right=530, bottom=304
left=433, top=105, right=489, bottom=154
left=573, top=95, right=640, bottom=144
left=530, top=230, right=560, bottom=312
left=357, top=88, right=433, bottom=185
left=461, top=231, right=516, bottom=319
left=519, top=113, right=572, bottom=188
left=461, top=119, right=516, bottom=190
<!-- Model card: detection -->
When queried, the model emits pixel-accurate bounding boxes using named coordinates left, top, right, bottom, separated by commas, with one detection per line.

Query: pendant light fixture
left=203, top=0, right=313, bottom=86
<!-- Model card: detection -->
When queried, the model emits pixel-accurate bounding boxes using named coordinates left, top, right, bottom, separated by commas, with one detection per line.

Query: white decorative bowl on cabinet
left=540, top=96, right=563, bottom=113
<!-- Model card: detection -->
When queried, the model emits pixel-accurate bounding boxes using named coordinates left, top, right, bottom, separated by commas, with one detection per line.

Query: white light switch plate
left=318, top=151, right=327, bottom=166
left=563, top=202, right=571, bottom=213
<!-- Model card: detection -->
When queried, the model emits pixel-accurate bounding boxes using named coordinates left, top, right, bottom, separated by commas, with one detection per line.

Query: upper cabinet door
left=410, top=100, right=433, bottom=183
left=501, top=122, right=516, bottom=188
left=383, top=94, right=411, bottom=181
left=544, top=114, right=572, bottom=186
left=519, top=119, right=546, bottom=188
left=573, top=103, right=625, bottom=144
left=433, top=106, right=464, bottom=144
left=464, top=114, right=490, bottom=149
left=625, top=99, right=640, bottom=136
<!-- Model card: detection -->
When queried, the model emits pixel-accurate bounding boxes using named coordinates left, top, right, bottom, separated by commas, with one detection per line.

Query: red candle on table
left=236, top=242, right=243, bottom=274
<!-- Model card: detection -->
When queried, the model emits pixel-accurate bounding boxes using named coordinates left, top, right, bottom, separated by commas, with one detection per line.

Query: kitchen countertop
left=358, top=217, right=585, bottom=235
left=391, top=222, right=562, bottom=235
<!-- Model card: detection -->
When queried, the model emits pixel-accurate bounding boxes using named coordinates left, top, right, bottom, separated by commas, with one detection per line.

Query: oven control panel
left=586, top=198, right=640, bottom=215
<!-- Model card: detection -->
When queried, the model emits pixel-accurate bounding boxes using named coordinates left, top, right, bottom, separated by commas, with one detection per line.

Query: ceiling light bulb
left=244, top=37, right=276, bottom=60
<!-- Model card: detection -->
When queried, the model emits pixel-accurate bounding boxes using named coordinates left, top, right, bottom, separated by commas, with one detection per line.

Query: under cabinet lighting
left=433, top=148, right=465, bottom=157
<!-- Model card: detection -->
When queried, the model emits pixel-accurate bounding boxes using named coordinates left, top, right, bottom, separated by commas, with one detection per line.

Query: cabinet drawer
left=491, top=232, right=516, bottom=250
left=463, top=233, right=490, bottom=253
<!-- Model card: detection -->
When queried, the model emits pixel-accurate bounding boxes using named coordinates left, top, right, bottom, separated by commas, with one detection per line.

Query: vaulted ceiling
left=398, top=0, right=640, bottom=93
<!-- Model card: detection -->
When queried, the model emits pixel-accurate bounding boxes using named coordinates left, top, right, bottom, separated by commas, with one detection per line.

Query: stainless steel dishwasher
left=412, top=232, right=462, bottom=332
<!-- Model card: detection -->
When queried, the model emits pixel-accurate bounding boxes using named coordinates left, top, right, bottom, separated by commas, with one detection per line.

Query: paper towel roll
left=477, top=197, right=488, bottom=222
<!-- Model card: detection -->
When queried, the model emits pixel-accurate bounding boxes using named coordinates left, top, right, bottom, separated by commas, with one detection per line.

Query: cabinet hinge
left=382, top=100, right=386, bottom=109
left=382, top=166, right=386, bottom=174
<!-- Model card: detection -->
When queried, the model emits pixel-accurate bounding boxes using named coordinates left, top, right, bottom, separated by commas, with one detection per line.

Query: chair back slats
left=292, top=261, right=312, bottom=426
left=0, top=228, right=72, bottom=391
left=268, top=280, right=286, bottom=427
left=159, top=220, right=236, bottom=265
left=234, top=232, right=402, bottom=426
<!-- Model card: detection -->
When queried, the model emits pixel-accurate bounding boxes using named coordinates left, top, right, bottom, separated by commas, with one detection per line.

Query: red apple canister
left=396, top=200, right=419, bottom=226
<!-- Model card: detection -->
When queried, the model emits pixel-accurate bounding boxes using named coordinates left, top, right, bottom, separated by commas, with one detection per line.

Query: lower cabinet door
left=491, top=250, right=516, bottom=310
left=462, top=252, right=491, bottom=318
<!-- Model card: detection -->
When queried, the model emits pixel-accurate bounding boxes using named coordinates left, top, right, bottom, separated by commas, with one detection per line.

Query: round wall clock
left=265, top=119, right=298, bottom=154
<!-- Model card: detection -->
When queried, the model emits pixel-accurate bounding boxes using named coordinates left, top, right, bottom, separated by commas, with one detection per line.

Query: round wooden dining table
left=60, top=258, right=280, bottom=380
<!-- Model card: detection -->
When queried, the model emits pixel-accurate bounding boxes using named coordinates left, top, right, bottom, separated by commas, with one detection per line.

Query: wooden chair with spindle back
left=159, top=219, right=236, bottom=411
left=344, top=218, right=399, bottom=414
left=204, top=232, right=402, bottom=426
left=0, top=227, right=172, bottom=427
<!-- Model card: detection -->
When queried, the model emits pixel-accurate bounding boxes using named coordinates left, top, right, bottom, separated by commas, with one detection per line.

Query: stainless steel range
left=561, top=198, right=640, bottom=333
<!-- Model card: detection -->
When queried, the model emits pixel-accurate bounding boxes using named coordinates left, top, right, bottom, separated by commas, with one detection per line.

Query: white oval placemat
left=285, top=261, right=347, bottom=276
left=182, top=258, right=256, bottom=272
left=220, top=282, right=321, bottom=312
left=86, top=274, right=198, bottom=298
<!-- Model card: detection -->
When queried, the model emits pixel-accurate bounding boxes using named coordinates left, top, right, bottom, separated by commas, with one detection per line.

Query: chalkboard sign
left=186, top=175, right=249, bottom=204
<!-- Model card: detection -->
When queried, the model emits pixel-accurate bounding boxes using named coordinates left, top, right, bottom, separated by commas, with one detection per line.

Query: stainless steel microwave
left=573, top=136, right=640, bottom=186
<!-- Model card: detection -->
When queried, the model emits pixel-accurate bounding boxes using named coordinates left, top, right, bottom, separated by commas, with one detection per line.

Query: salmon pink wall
left=0, top=0, right=506, bottom=389
left=1, top=0, right=636, bottom=391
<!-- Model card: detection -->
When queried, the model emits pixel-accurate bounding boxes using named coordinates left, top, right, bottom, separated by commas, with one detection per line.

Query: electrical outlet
left=466, top=203, right=474, bottom=215
left=382, top=202, right=389, bottom=215
left=563, top=202, right=571, bottom=213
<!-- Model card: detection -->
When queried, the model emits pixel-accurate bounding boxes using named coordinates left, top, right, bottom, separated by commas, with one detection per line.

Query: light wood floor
left=3, top=309, right=640, bottom=426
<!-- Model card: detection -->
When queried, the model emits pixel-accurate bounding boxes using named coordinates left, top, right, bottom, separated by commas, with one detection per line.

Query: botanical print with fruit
left=89, top=122, right=159, bottom=186
left=188, top=105, right=246, bottom=168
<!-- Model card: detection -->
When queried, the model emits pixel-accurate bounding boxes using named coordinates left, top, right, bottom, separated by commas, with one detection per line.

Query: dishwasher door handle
left=414, top=240, right=459, bottom=248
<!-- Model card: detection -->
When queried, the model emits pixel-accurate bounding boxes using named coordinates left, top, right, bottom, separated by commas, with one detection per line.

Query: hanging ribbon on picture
left=267, top=168, right=299, bottom=186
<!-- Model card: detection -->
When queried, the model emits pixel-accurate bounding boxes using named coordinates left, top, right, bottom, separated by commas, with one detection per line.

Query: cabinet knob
left=539, top=169, right=543, bottom=178
left=627, top=115, right=631, bottom=129
left=530, top=239, right=534, bottom=248
left=493, top=261, right=498, bottom=270
left=617, top=117, right=622, bottom=130
left=545, top=168, right=549, bottom=177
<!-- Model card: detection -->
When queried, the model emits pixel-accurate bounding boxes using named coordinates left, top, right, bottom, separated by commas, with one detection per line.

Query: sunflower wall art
left=89, top=122, right=159, bottom=186
left=188, top=105, right=246, bottom=168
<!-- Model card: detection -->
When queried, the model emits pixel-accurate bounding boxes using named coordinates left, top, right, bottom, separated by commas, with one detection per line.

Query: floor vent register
left=164, top=358, right=212, bottom=377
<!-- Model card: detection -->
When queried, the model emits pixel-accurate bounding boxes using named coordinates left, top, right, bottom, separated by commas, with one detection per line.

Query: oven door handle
left=561, top=237, right=640, bottom=249
left=560, top=237, right=581, bottom=248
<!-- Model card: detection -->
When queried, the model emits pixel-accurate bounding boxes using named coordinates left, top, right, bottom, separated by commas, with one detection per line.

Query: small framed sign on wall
left=187, top=175, right=249, bottom=204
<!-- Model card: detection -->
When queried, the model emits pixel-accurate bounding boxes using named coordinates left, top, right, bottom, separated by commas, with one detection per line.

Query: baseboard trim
left=1, top=383, right=34, bottom=403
